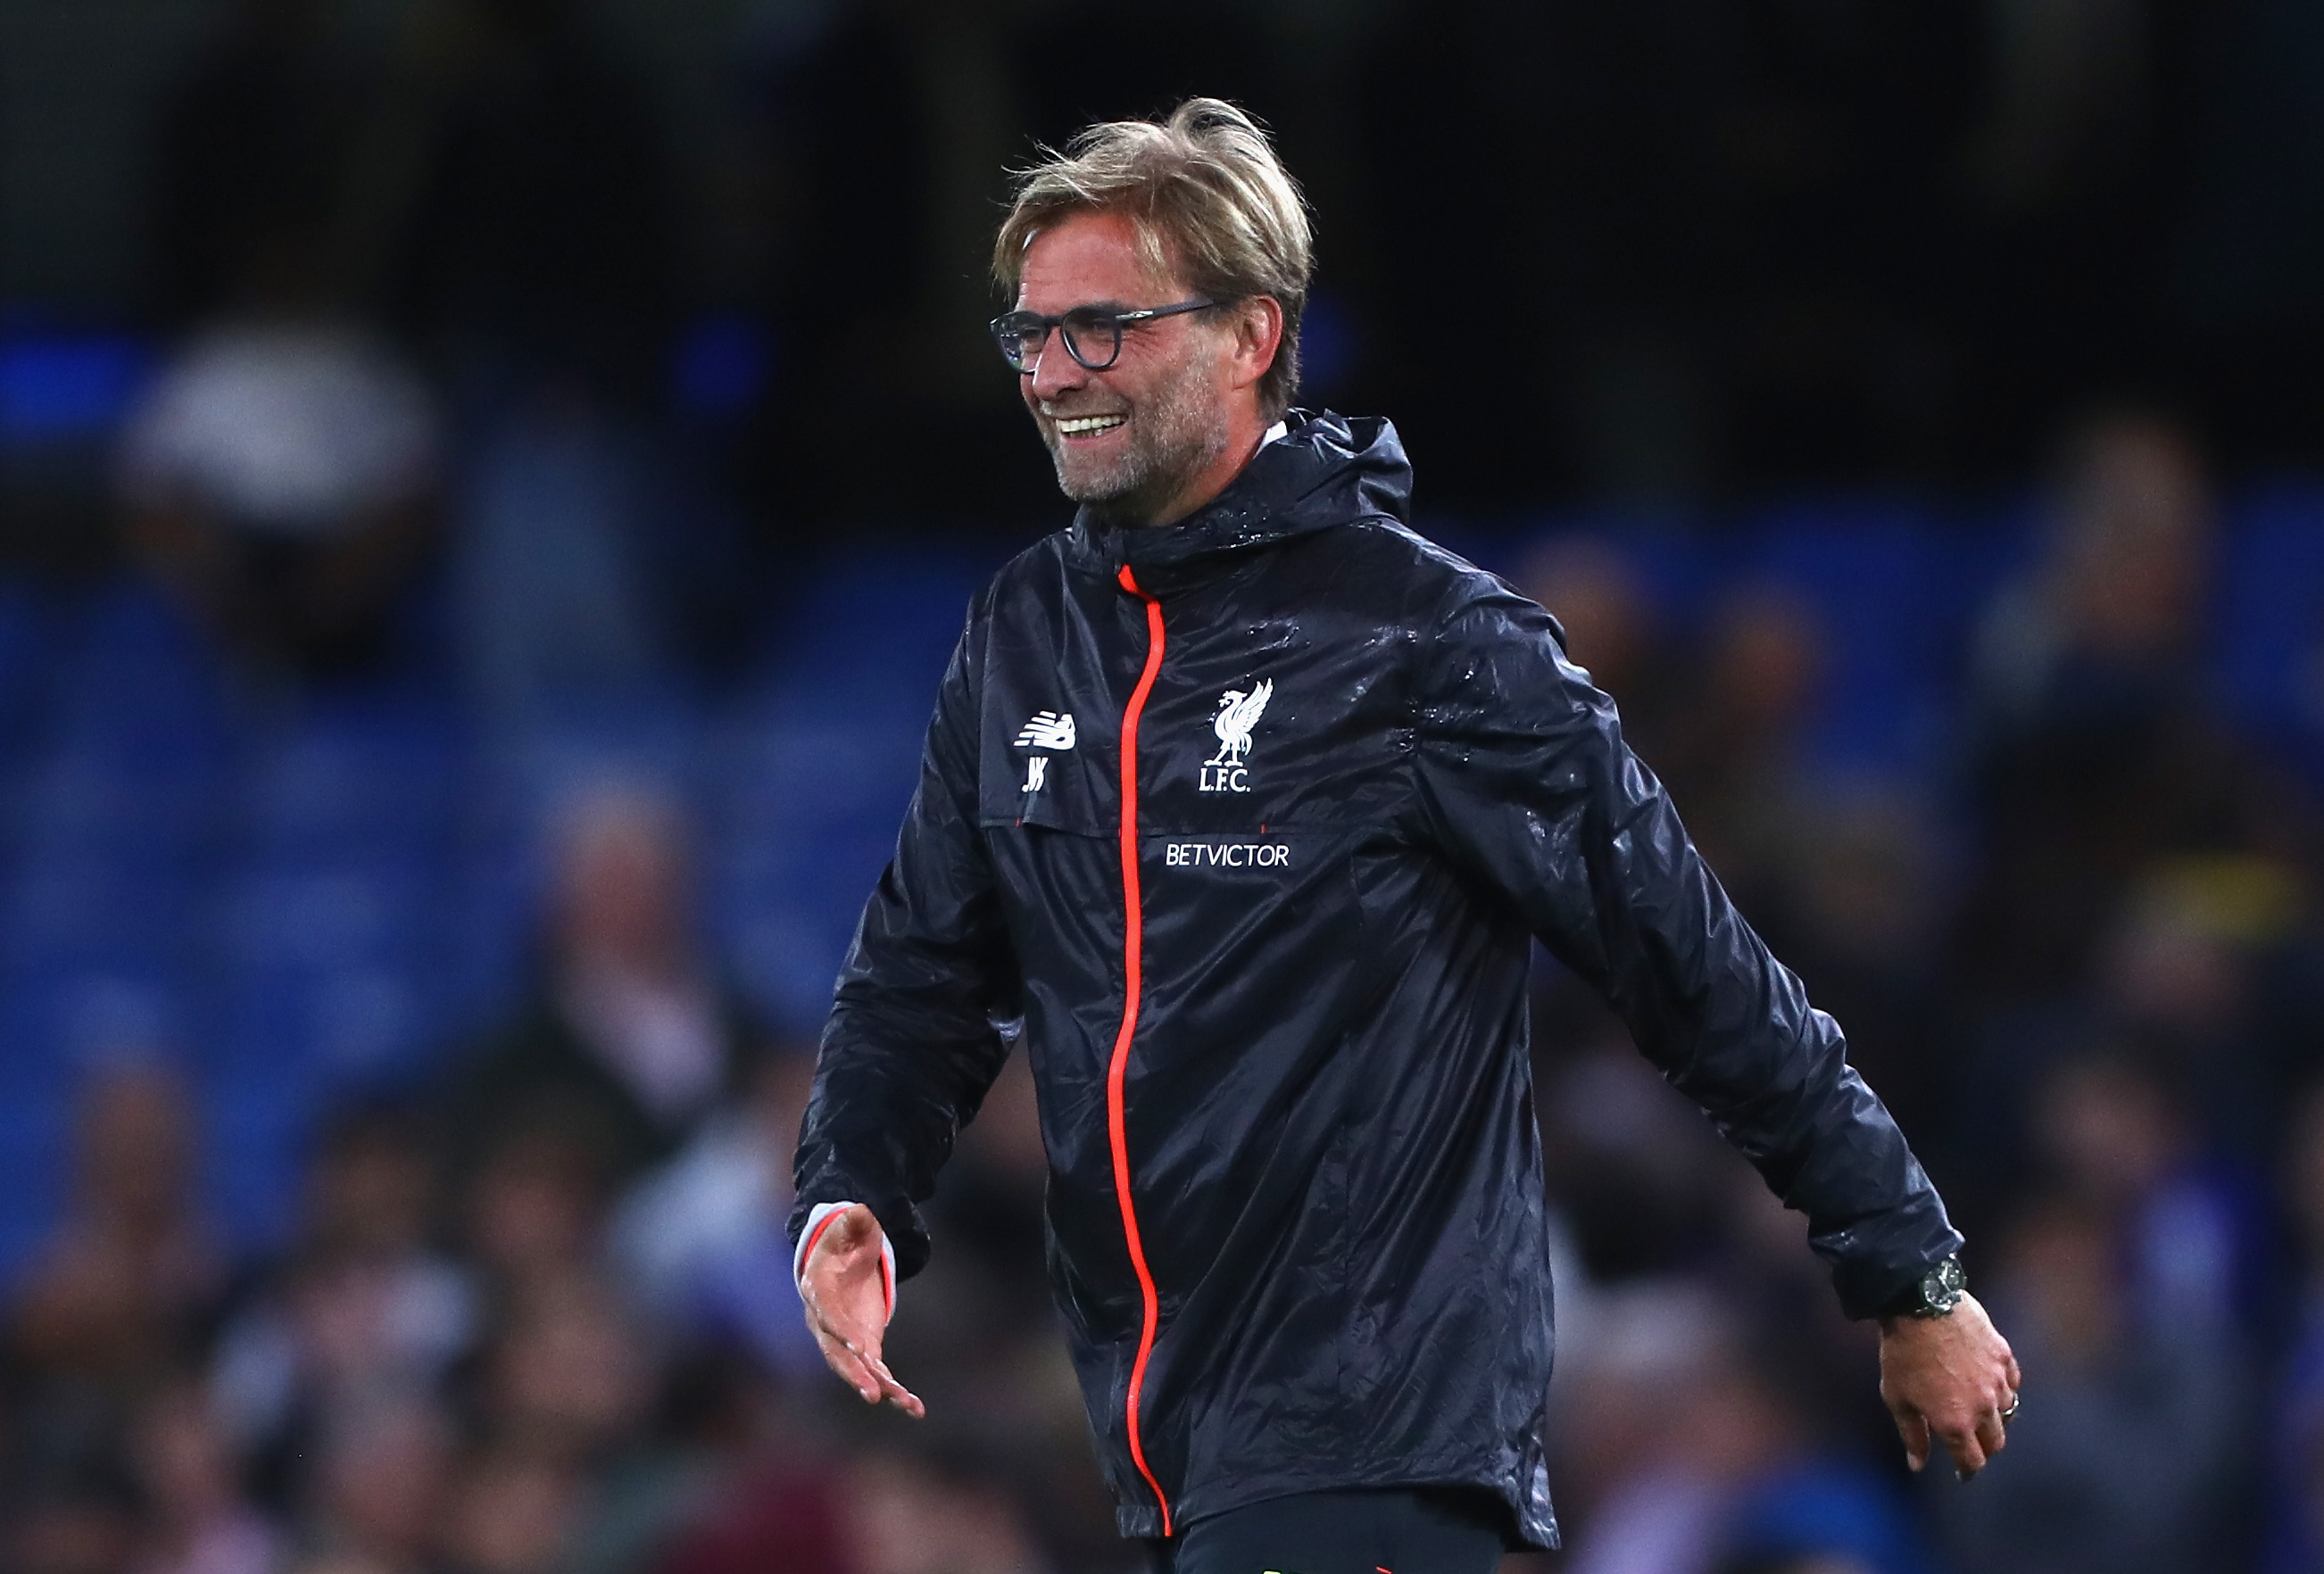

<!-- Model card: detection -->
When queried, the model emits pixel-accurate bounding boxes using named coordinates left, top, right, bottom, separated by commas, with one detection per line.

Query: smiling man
left=788, top=99, right=2020, bottom=1574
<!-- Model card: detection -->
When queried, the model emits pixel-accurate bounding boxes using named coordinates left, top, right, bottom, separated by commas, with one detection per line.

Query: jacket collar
left=1064, top=410, right=1413, bottom=592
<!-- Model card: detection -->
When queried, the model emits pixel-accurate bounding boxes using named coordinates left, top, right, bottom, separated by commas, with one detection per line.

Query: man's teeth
left=1055, top=414, right=1126, bottom=435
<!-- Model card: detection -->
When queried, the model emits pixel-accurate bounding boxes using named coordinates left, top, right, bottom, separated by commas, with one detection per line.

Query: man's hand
left=1879, top=1291, right=2021, bottom=1479
left=800, top=1205, right=925, bottom=1418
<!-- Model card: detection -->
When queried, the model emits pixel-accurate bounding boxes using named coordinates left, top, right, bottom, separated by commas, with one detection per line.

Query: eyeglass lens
left=996, top=310, right=1123, bottom=373
left=1059, top=310, right=1122, bottom=370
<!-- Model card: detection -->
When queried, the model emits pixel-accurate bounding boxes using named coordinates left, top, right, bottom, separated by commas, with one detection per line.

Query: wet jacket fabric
left=789, top=410, right=1963, bottom=1549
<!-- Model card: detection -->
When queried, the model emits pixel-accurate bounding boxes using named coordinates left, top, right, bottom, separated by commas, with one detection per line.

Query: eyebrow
left=1012, top=300, right=1140, bottom=318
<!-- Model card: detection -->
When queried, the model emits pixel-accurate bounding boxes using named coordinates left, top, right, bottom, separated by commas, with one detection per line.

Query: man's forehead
left=1016, top=211, right=1182, bottom=308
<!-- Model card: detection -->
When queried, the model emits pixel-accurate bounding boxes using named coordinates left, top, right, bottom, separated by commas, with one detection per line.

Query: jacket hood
left=1066, top=410, right=1412, bottom=588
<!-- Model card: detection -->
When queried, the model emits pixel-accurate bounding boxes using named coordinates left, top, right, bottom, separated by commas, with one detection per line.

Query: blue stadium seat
left=438, top=840, right=537, bottom=1036
left=212, top=962, right=442, bottom=1092
left=1735, top=497, right=1956, bottom=780
left=713, top=706, right=924, bottom=824
left=203, top=855, right=447, bottom=1087
left=0, top=331, right=154, bottom=447
left=0, top=967, right=196, bottom=1095
left=707, top=702, right=926, bottom=1028
left=237, top=698, right=463, bottom=864
left=203, top=1074, right=326, bottom=1252
left=0, top=856, right=203, bottom=977
left=1946, top=491, right=2046, bottom=632
left=0, top=582, right=54, bottom=753
left=10, top=747, right=226, bottom=870
left=46, top=581, right=231, bottom=750
left=16, top=584, right=233, bottom=892
left=214, top=862, right=435, bottom=973
left=0, top=1102, right=70, bottom=1291
left=2215, top=481, right=2324, bottom=782
left=748, top=545, right=992, bottom=714
left=1498, top=510, right=1720, bottom=632
left=714, top=817, right=905, bottom=1031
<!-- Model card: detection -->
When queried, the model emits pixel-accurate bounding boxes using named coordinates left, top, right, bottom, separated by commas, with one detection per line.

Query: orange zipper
left=1110, top=564, right=1173, bottom=1536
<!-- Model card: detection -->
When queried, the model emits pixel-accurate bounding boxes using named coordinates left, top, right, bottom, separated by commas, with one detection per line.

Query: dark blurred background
left=2, top=1, right=2323, bottom=1571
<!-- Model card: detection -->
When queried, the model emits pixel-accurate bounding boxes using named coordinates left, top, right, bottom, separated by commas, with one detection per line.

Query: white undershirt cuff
left=793, top=1200, right=897, bottom=1321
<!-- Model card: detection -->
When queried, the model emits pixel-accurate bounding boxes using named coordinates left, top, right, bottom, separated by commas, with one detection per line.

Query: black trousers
left=1147, top=1487, right=1507, bottom=1574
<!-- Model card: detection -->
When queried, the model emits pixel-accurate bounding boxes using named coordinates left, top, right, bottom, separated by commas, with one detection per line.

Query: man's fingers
left=2004, top=1352, right=2023, bottom=1392
left=823, top=1317, right=886, bottom=1383
left=872, top=1361, right=926, bottom=1419
left=1889, top=1404, right=1932, bottom=1472
left=805, top=1290, right=884, bottom=1393
left=810, top=1323, right=876, bottom=1398
left=801, top=1268, right=889, bottom=1371
left=1939, top=1419, right=1990, bottom=1479
left=827, top=1332, right=922, bottom=1417
left=806, top=1305, right=924, bottom=1416
left=810, top=1323, right=883, bottom=1403
left=1974, top=1406, right=2008, bottom=1463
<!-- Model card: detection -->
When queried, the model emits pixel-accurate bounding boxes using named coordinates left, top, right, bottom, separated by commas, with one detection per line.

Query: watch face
left=1921, top=1257, right=1966, bottom=1310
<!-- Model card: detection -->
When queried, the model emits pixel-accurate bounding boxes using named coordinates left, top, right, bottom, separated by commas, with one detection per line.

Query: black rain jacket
left=790, top=410, right=1962, bottom=1549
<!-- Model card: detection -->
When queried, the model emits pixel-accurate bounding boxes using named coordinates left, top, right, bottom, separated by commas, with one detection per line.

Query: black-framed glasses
left=990, top=298, right=1218, bottom=374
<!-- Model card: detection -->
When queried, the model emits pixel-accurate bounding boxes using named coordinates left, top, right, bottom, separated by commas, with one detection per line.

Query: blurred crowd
left=1, top=777, right=1091, bottom=1574
left=12, top=402, right=2324, bottom=1574
left=4, top=0, right=2324, bottom=1572
left=1515, top=411, right=2324, bottom=1574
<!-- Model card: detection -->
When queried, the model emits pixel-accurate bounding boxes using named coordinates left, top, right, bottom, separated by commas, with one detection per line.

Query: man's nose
left=1027, top=331, right=1089, bottom=401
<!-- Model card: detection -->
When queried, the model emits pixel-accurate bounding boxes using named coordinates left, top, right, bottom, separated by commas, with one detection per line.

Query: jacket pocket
left=980, top=684, right=1114, bottom=836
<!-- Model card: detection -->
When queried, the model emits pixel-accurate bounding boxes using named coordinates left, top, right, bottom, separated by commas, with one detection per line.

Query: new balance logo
left=1014, top=711, right=1075, bottom=750
left=1015, top=710, right=1073, bottom=794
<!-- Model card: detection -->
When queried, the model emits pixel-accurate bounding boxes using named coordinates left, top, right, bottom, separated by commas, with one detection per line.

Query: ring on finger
left=2000, top=1393, right=2020, bottom=1421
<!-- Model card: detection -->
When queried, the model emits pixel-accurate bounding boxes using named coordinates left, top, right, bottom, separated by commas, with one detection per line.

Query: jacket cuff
left=1834, top=1223, right=1967, bottom=1321
left=793, top=1201, right=897, bottom=1321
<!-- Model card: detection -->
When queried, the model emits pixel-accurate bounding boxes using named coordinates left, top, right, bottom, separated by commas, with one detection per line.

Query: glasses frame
left=990, top=297, right=1220, bottom=375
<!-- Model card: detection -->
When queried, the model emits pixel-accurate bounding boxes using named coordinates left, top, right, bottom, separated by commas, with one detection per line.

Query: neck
left=1129, top=402, right=1278, bottom=528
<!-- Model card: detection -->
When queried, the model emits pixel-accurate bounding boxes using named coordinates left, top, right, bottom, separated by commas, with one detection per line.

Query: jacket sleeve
left=787, top=609, right=1020, bottom=1281
left=1410, top=575, right=1961, bottom=1318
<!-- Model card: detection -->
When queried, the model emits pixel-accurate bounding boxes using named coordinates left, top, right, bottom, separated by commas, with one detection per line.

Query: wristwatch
left=1891, top=1254, right=1967, bottom=1319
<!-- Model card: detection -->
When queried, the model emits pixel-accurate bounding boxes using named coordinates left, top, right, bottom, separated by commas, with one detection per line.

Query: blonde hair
left=994, top=98, right=1314, bottom=418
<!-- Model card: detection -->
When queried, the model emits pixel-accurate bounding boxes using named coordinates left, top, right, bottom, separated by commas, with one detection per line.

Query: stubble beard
left=1043, top=354, right=1231, bottom=527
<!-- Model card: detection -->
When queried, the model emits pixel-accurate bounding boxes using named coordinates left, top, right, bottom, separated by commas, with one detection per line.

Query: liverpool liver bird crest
left=1206, top=679, right=1273, bottom=767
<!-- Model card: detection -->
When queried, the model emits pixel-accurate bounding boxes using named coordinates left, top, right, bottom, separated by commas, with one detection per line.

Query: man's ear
left=1227, top=296, right=1284, bottom=392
